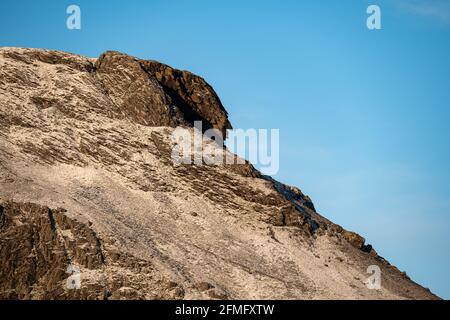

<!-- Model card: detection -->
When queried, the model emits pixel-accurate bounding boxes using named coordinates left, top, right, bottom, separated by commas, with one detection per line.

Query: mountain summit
left=0, top=47, right=438, bottom=299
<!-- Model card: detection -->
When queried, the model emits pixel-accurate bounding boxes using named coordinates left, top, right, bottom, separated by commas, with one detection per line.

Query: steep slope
left=0, top=47, right=438, bottom=300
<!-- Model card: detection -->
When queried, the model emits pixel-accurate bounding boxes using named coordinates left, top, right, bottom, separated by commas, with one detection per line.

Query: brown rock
left=95, top=51, right=232, bottom=137
left=342, top=230, right=366, bottom=249
left=195, top=282, right=214, bottom=292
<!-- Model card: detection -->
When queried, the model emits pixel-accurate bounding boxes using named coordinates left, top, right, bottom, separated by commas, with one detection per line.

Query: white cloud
left=397, top=0, right=450, bottom=24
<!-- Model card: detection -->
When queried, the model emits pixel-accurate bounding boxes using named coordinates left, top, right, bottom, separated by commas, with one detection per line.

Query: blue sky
left=1, top=0, right=449, bottom=298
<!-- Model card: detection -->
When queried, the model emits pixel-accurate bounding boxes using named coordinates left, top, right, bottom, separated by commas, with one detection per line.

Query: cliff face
left=0, top=47, right=438, bottom=300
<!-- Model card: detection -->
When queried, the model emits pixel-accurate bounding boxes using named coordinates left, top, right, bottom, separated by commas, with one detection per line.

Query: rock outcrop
left=0, top=201, right=184, bottom=300
left=0, top=47, right=439, bottom=300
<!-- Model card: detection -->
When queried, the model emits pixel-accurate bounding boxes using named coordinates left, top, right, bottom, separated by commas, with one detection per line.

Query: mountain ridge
left=0, top=47, right=439, bottom=299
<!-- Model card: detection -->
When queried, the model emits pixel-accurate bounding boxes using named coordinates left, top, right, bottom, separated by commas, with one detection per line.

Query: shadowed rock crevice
left=157, top=82, right=214, bottom=133
left=140, top=59, right=232, bottom=137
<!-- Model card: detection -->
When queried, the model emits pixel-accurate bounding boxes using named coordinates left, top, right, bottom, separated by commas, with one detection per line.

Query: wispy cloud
left=396, top=0, right=450, bottom=24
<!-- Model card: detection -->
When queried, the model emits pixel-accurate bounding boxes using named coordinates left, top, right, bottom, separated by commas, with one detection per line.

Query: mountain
left=0, top=47, right=438, bottom=300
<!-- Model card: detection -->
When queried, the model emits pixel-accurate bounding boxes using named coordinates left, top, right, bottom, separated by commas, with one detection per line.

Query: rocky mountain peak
left=95, top=50, right=232, bottom=136
left=0, top=47, right=231, bottom=136
left=0, top=47, right=439, bottom=300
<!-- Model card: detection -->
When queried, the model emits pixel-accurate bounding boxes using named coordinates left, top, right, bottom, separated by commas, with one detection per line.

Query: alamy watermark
left=65, top=5, right=380, bottom=32
left=66, top=264, right=81, bottom=290
left=66, top=5, right=81, bottom=30
left=366, top=265, right=382, bottom=290
left=367, top=5, right=382, bottom=30
left=171, top=121, right=279, bottom=176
